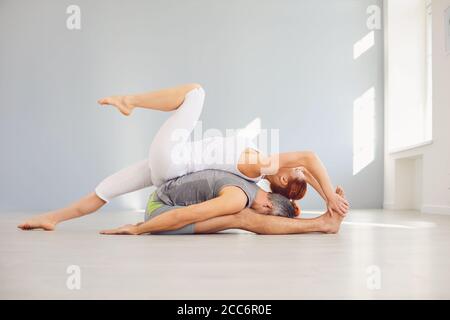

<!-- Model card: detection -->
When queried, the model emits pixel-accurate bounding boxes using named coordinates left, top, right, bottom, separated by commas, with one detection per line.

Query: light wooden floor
left=1, top=209, right=449, bottom=299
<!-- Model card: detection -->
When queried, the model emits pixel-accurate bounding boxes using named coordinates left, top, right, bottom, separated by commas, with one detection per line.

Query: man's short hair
left=268, top=193, right=296, bottom=218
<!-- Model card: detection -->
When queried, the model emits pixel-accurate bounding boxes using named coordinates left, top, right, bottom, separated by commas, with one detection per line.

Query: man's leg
left=101, top=187, right=346, bottom=236
left=193, top=214, right=241, bottom=234
left=194, top=186, right=347, bottom=234
left=100, top=208, right=342, bottom=236
left=18, top=192, right=106, bottom=231
left=194, top=209, right=342, bottom=234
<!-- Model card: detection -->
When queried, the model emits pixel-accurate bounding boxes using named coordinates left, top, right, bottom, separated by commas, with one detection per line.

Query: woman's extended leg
left=94, top=159, right=153, bottom=202
left=18, top=159, right=153, bottom=230
left=98, top=83, right=202, bottom=115
left=18, top=192, right=106, bottom=231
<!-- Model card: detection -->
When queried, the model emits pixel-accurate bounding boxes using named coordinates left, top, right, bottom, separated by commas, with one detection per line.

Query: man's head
left=251, top=190, right=297, bottom=218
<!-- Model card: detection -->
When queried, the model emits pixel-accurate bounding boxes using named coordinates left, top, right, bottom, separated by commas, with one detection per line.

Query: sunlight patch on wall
left=353, top=87, right=376, bottom=175
left=353, top=31, right=375, bottom=59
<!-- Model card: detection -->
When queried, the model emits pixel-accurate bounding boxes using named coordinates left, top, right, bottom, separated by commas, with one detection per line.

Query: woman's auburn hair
left=270, top=178, right=307, bottom=216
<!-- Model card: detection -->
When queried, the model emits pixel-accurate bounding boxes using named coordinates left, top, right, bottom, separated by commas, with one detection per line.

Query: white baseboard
left=421, top=205, right=450, bottom=215
left=383, top=203, right=450, bottom=215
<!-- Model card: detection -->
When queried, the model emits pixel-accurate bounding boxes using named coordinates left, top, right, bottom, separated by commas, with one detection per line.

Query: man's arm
left=101, top=186, right=248, bottom=235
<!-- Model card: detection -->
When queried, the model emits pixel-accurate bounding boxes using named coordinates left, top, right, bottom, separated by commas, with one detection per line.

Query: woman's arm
left=264, top=151, right=335, bottom=198
left=302, top=168, right=327, bottom=201
left=100, top=186, right=248, bottom=235
left=261, top=151, right=349, bottom=216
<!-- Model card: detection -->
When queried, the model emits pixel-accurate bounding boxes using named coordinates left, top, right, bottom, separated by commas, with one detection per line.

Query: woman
left=18, top=83, right=348, bottom=231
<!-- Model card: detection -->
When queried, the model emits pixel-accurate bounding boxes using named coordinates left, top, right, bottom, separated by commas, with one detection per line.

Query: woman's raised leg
left=98, top=83, right=202, bottom=115
left=99, top=83, right=205, bottom=186
left=147, top=85, right=205, bottom=185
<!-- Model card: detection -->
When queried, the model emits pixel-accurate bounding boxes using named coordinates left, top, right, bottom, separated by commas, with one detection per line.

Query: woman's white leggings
left=94, top=87, right=206, bottom=202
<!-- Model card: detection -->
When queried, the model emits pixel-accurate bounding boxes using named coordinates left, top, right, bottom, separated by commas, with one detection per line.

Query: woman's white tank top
left=186, top=134, right=263, bottom=183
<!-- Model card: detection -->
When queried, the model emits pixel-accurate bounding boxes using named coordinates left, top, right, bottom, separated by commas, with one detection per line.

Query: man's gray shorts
left=144, top=192, right=195, bottom=235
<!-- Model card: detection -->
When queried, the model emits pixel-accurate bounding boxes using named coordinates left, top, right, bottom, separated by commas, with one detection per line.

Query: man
left=101, top=170, right=347, bottom=236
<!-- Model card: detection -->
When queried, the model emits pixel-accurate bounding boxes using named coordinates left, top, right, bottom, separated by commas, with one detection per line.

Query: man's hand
left=100, top=224, right=140, bottom=235
left=327, top=186, right=349, bottom=217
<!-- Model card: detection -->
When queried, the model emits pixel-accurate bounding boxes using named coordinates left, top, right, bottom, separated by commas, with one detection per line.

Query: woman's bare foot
left=98, top=95, right=134, bottom=116
left=18, top=214, right=58, bottom=231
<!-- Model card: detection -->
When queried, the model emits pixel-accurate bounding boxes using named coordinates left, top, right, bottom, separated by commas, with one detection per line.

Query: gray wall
left=0, top=0, right=383, bottom=211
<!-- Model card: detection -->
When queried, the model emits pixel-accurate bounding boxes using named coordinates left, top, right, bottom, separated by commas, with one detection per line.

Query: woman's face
left=272, top=167, right=306, bottom=188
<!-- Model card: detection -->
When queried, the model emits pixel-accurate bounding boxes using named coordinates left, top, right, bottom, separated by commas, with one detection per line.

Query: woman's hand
left=100, top=224, right=140, bottom=235
left=327, top=193, right=349, bottom=217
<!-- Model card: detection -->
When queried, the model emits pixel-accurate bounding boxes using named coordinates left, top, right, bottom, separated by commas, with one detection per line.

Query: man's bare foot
left=319, top=186, right=346, bottom=234
left=320, top=211, right=343, bottom=234
left=336, top=185, right=345, bottom=197
left=18, top=214, right=57, bottom=231
left=98, top=95, right=134, bottom=116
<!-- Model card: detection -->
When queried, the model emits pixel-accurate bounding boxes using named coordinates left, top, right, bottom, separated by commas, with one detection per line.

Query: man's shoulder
left=175, top=169, right=238, bottom=181
left=213, top=171, right=258, bottom=192
left=161, top=170, right=220, bottom=191
left=167, top=170, right=255, bottom=189
left=201, top=170, right=252, bottom=184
